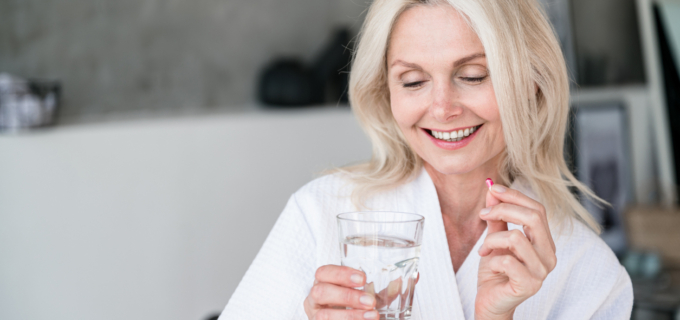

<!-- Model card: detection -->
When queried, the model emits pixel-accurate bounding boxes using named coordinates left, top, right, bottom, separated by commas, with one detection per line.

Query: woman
left=220, top=0, right=633, bottom=319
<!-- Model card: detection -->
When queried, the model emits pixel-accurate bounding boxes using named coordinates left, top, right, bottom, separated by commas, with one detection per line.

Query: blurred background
left=0, top=0, right=679, bottom=319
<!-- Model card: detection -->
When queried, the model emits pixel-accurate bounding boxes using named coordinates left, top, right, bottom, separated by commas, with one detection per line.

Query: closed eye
left=460, top=76, right=487, bottom=83
left=403, top=81, right=425, bottom=88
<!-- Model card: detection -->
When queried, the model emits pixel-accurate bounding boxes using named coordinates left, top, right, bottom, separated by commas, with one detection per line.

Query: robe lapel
left=410, top=169, right=466, bottom=320
left=456, top=227, right=487, bottom=320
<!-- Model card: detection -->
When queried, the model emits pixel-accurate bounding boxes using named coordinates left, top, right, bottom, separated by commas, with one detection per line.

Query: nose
left=430, top=79, right=463, bottom=122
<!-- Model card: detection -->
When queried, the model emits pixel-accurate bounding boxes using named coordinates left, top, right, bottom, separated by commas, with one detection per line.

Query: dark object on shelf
left=624, top=251, right=663, bottom=280
left=258, top=59, right=322, bottom=106
left=258, top=28, right=352, bottom=107
left=0, top=73, right=61, bottom=131
left=309, top=28, right=352, bottom=104
left=204, top=312, right=220, bottom=320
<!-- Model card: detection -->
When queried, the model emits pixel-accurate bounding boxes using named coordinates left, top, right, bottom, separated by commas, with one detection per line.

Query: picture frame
left=569, top=102, right=633, bottom=256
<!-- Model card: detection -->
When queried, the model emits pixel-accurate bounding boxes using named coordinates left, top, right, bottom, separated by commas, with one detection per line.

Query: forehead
left=387, top=5, right=484, bottom=65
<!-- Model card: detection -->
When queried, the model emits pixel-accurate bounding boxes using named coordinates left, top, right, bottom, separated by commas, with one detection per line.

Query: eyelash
left=403, top=81, right=424, bottom=88
left=461, top=76, right=487, bottom=83
left=402, top=76, right=487, bottom=88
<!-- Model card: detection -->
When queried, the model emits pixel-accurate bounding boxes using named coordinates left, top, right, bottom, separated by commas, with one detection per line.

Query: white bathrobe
left=219, top=169, right=633, bottom=319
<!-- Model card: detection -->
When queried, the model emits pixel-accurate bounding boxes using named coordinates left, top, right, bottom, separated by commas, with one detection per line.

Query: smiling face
left=387, top=5, right=506, bottom=176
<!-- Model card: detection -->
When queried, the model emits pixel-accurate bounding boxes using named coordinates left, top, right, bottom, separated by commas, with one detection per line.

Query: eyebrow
left=389, top=53, right=486, bottom=69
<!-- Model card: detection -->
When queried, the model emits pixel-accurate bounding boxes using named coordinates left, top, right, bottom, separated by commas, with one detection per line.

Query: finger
left=316, top=265, right=366, bottom=287
left=480, top=203, right=554, bottom=256
left=488, top=184, right=543, bottom=212
left=309, top=283, right=376, bottom=310
left=478, top=230, right=549, bottom=279
left=374, top=278, right=402, bottom=309
left=313, top=308, right=379, bottom=320
left=481, top=203, right=556, bottom=265
left=486, top=188, right=507, bottom=234
left=485, top=182, right=501, bottom=207
left=488, top=255, right=542, bottom=297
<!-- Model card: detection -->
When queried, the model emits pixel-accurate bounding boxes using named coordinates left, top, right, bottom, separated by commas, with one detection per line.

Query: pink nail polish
left=486, top=178, right=494, bottom=188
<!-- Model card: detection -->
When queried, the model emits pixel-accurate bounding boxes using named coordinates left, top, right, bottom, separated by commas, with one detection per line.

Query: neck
left=424, top=153, right=503, bottom=227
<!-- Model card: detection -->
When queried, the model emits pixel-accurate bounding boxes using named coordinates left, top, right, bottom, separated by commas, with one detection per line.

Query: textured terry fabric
left=219, top=169, right=633, bottom=320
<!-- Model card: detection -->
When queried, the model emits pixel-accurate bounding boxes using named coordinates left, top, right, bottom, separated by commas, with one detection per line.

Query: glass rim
left=336, top=211, right=424, bottom=223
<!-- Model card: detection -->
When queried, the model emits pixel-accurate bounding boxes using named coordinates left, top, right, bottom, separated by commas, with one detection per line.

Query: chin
left=426, top=158, right=479, bottom=176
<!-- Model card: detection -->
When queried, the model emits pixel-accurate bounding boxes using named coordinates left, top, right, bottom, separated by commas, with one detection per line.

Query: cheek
left=484, top=104, right=506, bottom=151
left=468, top=87, right=505, bottom=149
left=471, top=87, right=501, bottom=122
left=481, top=102, right=503, bottom=140
left=390, top=90, right=425, bottom=130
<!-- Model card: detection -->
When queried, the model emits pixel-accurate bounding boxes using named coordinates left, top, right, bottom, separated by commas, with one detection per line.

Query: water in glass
left=341, top=235, right=421, bottom=320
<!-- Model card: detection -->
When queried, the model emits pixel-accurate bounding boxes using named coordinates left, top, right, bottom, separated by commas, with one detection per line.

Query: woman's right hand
left=304, top=265, right=378, bottom=320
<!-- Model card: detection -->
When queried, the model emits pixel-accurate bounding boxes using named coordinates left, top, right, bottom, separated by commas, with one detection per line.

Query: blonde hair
left=340, top=0, right=601, bottom=233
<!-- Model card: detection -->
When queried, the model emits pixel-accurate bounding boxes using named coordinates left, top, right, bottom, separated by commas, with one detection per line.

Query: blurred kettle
left=0, top=73, right=60, bottom=131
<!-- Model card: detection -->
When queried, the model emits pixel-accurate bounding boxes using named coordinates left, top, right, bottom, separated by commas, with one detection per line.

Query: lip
left=422, top=124, right=482, bottom=150
left=423, top=125, right=479, bottom=133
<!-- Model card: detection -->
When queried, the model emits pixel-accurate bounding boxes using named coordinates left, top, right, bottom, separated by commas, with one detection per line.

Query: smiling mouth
left=426, top=124, right=482, bottom=142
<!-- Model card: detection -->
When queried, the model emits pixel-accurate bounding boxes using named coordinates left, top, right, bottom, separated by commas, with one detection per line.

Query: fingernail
left=480, top=207, right=491, bottom=215
left=491, top=184, right=507, bottom=193
left=351, top=273, right=364, bottom=285
left=360, top=294, right=374, bottom=306
left=486, top=178, right=494, bottom=188
left=364, top=311, right=378, bottom=319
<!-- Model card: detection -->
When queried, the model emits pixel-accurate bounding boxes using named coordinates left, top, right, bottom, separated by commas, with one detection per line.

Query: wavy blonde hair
left=340, top=0, right=601, bottom=233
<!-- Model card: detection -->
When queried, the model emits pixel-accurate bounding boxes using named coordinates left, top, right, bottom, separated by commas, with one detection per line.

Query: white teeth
left=430, top=125, right=479, bottom=141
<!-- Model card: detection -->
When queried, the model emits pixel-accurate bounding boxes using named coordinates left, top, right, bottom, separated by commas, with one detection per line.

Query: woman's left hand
left=474, top=183, right=557, bottom=320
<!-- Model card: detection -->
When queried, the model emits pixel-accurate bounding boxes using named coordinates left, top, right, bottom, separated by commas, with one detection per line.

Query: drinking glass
left=337, top=212, right=425, bottom=320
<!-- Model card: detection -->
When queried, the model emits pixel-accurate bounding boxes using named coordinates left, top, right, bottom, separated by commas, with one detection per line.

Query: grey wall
left=0, top=0, right=366, bottom=120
